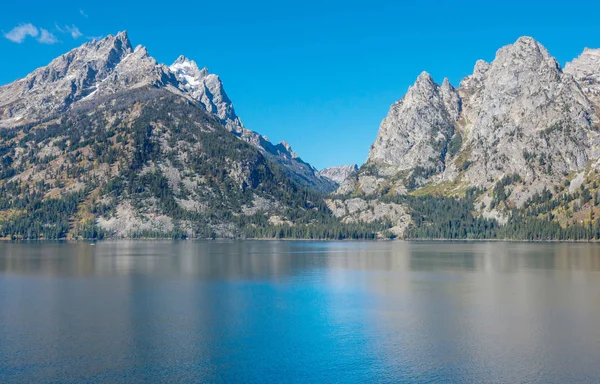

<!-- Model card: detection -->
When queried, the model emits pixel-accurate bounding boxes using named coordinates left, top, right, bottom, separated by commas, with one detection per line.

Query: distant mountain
left=320, top=164, right=358, bottom=184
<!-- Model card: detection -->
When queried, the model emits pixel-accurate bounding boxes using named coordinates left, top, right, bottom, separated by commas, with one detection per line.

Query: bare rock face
left=320, top=164, right=358, bottom=184
left=352, top=36, right=600, bottom=207
left=367, top=72, right=460, bottom=174
left=0, top=32, right=176, bottom=126
left=453, top=37, right=598, bottom=191
left=169, top=56, right=243, bottom=133
left=325, top=197, right=411, bottom=238
left=564, top=48, right=600, bottom=110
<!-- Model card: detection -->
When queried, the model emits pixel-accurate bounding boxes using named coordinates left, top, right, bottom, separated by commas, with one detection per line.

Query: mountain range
left=2, top=32, right=600, bottom=240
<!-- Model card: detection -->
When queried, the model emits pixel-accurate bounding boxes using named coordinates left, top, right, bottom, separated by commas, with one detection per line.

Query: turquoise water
left=1, top=241, right=600, bottom=383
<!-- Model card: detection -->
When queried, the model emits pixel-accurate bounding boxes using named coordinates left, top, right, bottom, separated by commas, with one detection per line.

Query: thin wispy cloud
left=4, top=23, right=60, bottom=44
left=37, top=29, right=59, bottom=44
left=55, top=24, right=84, bottom=39
left=4, top=23, right=39, bottom=43
left=65, top=25, right=83, bottom=39
left=6, top=15, right=92, bottom=45
left=79, top=9, right=88, bottom=18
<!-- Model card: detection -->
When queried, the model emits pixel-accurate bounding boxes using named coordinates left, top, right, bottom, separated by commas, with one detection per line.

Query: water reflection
left=2, top=241, right=600, bottom=278
left=1, top=241, right=600, bottom=383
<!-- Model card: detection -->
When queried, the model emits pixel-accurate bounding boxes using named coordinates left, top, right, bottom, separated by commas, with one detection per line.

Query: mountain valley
left=2, top=33, right=600, bottom=240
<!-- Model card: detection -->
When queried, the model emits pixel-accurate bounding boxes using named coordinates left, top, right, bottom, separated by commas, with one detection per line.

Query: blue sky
left=2, top=1, right=600, bottom=169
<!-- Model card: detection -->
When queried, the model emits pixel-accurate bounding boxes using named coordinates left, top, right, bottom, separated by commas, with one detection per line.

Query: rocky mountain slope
left=4, top=33, right=600, bottom=240
left=332, top=36, right=600, bottom=238
left=0, top=31, right=334, bottom=194
left=565, top=48, right=600, bottom=108
left=0, top=32, right=354, bottom=240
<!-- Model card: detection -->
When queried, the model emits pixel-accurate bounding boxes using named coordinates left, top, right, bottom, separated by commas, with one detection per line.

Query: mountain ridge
left=4, top=33, right=600, bottom=240
left=0, top=31, right=335, bottom=193
left=331, top=36, right=600, bottom=238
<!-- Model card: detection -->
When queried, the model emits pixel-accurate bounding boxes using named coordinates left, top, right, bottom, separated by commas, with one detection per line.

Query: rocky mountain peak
left=564, top=47, right=600, bottom=108
left=493, top=36, right=558, bottom=73
left=0, top=31, right=337, bottom=194
left=84, top=31, right=132, bottom=57
left=474, top=59, right=490, bottom=73
left=169, top=56, right=240, bottom=133
left=413, top=71, right=436, bottom=91
left=460, top=60, right=490, bottom=90
left=0, top=32, right=144, bottom=125
left=280, top=141, right=293, bottom=152
left=115, top=30, right=130, bottom=43
left=367, top=71, right=459, bottom=172
left=353, top=36, right=600, bottom=203
left=503, top=36, right=551, bottom=59
left=440, top=78, right=461, bottom=120
left=275, top=141, right=299, bottom=158
left=170, top=56, right=209, bottom=80
left=173, top=55, right=192, bottom=65
left=564, top=47, right=600, bottom=77
left=320, top=164, right=358, bottom=184
left=445, top=36, right=599, bottom=192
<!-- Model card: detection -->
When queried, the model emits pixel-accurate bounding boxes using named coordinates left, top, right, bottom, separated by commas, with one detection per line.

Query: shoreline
left=2, top=237, right=600, bottom=244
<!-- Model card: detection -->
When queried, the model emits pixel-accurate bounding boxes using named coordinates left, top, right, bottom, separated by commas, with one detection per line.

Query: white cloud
left=37, top=29, right=59, bottom=44
left=4, top=23, right=39, bottom=43
left=65, top=25, right=83, bottom=39
left=79, top=9, right=88, bottom=18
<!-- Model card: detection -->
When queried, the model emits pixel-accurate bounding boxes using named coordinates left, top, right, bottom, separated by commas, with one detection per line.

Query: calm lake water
left=1, top=241, right=600, bottom=383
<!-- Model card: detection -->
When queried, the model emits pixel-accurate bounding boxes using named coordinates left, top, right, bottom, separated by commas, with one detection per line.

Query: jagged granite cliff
left=4, top=33, right=600, bottom=240
left=332, top=37, right=600, bottom=238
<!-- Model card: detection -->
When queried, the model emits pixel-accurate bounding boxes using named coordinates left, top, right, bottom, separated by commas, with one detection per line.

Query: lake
left=1, top=241, right=600, bottom=383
